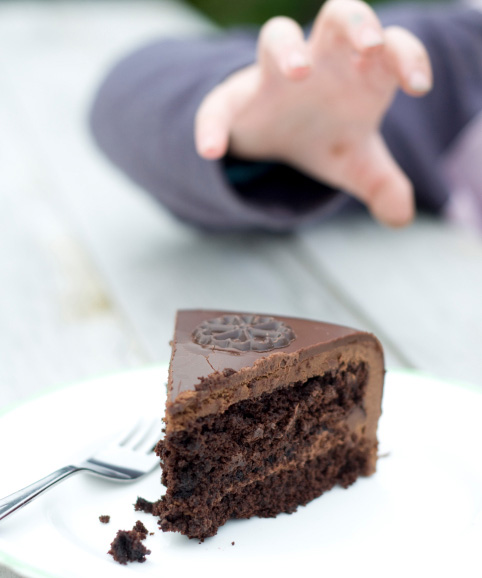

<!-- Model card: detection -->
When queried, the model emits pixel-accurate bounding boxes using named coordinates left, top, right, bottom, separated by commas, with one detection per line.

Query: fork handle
left=0, top=465, right=81, bottom=521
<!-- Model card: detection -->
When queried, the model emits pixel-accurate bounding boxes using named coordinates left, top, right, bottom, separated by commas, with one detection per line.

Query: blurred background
left=180, top=0, right=369, bottom=24
left=0, top=0, right=451, bottom=25
left=183, top=0, right=449, bottom=24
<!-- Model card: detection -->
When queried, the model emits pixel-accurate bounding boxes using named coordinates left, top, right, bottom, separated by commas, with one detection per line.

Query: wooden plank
left=0, top=80, right=149, bottom=408
left=0, top=0, right=218, bottom=407
left=299, top=214, right=482, bottom=385
left=0, top=2, right=216, bottom=406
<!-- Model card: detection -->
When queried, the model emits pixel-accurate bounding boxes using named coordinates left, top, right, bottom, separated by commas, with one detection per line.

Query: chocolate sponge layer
left=154, top=363, right=376, bottom=539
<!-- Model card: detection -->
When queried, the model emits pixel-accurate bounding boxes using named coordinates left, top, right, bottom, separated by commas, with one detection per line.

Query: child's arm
left=92, top=1, right=479, bottom=231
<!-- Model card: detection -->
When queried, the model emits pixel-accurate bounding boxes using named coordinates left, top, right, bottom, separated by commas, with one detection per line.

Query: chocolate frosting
left=168, top=310, right=382, bottom=402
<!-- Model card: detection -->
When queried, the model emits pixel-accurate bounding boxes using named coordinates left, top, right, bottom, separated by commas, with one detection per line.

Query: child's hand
left=195, top=0, right=432, bottom=227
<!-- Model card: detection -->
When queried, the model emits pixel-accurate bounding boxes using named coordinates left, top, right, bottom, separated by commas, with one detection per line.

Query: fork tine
left=119, top=418, right=152, bottom=449
left=116, top=419, right=145, bottom=447
left=133, top=419, right=163, bottom=454
left=121, top=418, right=161, bottom=452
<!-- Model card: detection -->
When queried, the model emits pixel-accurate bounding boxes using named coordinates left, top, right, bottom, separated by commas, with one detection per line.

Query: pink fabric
left=442, top=112, right=482, bottom=232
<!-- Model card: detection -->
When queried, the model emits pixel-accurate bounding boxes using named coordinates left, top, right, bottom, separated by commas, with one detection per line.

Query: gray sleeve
left=89, top=32, right=346, bottom=231
left=379, top=3, right=482, bottom=214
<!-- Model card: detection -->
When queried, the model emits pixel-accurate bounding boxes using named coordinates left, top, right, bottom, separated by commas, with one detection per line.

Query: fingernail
left=350, top=12, right=365, bottom=26
left=409, top=71, right=432, bottom=93
left=287, top=51, right=310, bottom=71
left=360, top=27, right=383, bottom=48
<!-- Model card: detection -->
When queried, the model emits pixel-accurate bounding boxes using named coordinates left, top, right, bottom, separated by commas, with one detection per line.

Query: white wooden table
left=1, top=2, right=481, bottom=576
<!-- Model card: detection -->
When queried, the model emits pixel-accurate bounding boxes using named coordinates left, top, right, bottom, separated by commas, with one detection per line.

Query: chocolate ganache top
left=168, top=310, right=377, bottom=402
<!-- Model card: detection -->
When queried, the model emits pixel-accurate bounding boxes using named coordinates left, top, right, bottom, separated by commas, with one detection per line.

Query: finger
left=384, top=26, right=432, bottom=96
left=195, top=97, right=230, bottom=160
left=310, top=0, right=385, bottom=54
left=195, top=68, right=258, bottom=159
left=258, top=16, right=312, bottom=80
left=343, top=136, right=415, bottom=227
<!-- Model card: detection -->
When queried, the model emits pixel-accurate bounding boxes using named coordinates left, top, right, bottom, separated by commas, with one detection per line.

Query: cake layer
left=156, top=362, right=378, bottom=538
left=158, top=363, right=371, bottom=502
left=155, top=441, right=373, bottom=540
left=167, top=338, right=383, bottom=434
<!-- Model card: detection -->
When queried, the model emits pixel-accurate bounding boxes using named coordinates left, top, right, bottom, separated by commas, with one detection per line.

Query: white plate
left=0, top=366, right=481, bottom=578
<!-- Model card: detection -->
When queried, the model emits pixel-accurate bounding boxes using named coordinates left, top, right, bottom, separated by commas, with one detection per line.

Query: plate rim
left=0, top=363, right=167, bottom=420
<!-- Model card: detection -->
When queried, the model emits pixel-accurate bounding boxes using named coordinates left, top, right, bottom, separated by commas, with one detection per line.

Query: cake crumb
left=134, top=496, right=154, bottom=514
left=133, top=520, right=148, bottom=539
left=108, top=522, right=151, bottom=565
left=99, top=515, right=110, bottom=524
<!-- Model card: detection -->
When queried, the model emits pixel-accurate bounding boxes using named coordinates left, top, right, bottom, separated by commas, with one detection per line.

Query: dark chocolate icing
left=169, top=310, right=380, bottom=404
left=192, top=314, right=296, bottom=352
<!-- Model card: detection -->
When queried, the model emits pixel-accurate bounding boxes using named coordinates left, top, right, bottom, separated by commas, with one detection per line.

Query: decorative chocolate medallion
left=192, top=314, right=296, bottom=352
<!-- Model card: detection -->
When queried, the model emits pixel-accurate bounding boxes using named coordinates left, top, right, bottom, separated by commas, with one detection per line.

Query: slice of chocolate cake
left=153, top=310, right=384, bottom=540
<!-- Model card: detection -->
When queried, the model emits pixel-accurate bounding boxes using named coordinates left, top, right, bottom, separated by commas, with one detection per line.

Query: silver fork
left=0, top=418, right=162, bottom=521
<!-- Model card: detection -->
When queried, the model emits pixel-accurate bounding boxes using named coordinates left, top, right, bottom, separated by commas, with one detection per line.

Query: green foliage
left=185, top=0, right=382, bottom=26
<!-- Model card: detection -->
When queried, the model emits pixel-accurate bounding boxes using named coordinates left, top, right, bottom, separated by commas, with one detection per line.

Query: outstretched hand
left=195, top=0, right=432, bottom=227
